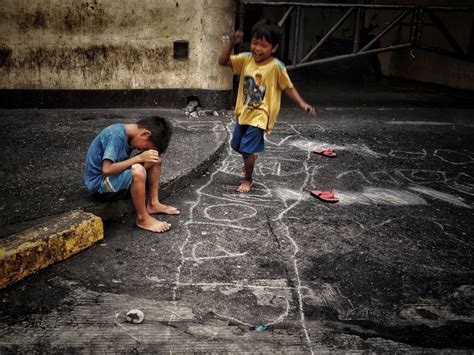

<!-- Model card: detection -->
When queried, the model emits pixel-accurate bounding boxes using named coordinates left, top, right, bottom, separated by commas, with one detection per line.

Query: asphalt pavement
left=0, top=79, right=473, bottom=353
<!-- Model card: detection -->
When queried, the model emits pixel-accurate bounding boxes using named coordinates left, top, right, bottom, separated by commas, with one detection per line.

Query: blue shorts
left=231, top=123, right=265, bottom=154
left=93, top=169, right=132, bottom=202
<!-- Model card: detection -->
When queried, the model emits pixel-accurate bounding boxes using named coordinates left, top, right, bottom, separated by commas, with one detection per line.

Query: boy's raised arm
left=285, top=86, right=316, bottom=116
left=218, top=30, right=244, bottom=66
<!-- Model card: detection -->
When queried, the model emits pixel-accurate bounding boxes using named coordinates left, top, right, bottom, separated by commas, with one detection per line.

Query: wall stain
left=63, top=1, right=107, bottom=33
left=0, top=47, right=13, bottom=68
left=11, top=45, right=173, bottom=79
left=17, top=9, right=46, bottom=32
left=15, top=1, right=113, bottom=34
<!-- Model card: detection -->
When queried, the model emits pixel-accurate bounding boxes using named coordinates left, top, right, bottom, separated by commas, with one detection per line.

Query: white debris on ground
left=184, top=100, right=233, bottom=118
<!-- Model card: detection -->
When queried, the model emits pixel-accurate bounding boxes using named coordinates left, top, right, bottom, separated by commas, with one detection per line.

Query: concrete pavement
left=0, top=78, right=473, bottom=352
left=1, top=103, right=473, bottom=352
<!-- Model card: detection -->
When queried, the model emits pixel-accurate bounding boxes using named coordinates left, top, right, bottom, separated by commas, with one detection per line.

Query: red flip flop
left=313, top=148, right=337, bottom=157
left=310, top=190, right=339, bottom=203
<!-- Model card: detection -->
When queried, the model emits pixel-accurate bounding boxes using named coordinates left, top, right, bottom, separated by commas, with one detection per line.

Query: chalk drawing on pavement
left=165, top=123, right=316, bottom=352
left=154, top=119, right=471, bottom=353
left=389, top=148, right=427, bottom=159
left=203, top=203, right=257, bottom=222
left=408, top=186, right=472, bottom=209
left=447, top=173, right=474, bottom=196
left=434, top=149, right=474, bottom=165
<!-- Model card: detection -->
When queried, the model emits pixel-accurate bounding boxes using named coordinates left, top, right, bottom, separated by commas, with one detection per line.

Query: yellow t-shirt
left=230, top=52, right=293, bottom=134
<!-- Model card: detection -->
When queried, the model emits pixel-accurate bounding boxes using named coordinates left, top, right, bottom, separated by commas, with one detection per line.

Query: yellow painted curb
left=0, top=210, right=103, bottom=288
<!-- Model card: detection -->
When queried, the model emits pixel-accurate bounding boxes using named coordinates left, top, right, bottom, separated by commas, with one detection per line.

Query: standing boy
left=218, top=19, right=316, bottom=192
left=84, top=116, right=179, bottom=233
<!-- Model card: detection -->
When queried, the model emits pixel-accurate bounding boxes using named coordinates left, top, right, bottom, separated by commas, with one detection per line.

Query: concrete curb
left=0, top=210, right=103, bottom=289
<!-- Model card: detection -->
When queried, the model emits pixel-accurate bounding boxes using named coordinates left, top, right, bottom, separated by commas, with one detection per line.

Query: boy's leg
left=144, top=159, right=180, bottom=215
left=237, top=153, right=258, bottom=192
left=232, top=124, right=264, bottom=193
left=131, top=164, right=171, bottom=233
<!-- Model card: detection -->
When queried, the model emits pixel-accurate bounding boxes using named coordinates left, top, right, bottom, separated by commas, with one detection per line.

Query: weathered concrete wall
left=0, top=0, right=235, bottom=91
left=375, top=0, right=474, bottom=90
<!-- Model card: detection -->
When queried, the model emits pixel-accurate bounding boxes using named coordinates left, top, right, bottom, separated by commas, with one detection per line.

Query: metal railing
left=239, top=1, right=474, bottom=70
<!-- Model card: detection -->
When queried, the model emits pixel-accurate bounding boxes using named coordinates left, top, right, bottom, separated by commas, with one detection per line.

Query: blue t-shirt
left=84, top=124, right=130, bottom=193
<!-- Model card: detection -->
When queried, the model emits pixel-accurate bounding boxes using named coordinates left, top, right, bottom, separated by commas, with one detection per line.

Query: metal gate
left=239, top=1, right=474, bottom=71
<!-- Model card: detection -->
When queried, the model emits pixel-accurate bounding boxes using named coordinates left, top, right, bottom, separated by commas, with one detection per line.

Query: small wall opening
left=185, top=95, right=200, bottom=105
left=173, top=41, right=189, bottom=59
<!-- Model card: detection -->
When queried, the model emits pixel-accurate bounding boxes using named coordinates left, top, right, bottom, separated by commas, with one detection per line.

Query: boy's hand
left=219, top=30, right=243, bottom=66
left=230, top=30, right=244, bottom=46
left=284, top=87, right=315, bottom=117
left=139, top=149, right=160, bottom=164
left=301, top=102, right=316, bottom=116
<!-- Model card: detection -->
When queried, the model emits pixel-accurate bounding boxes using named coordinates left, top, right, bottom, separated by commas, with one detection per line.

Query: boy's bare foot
left=147, top=202, right=180, bottom=215
left=236, top=180, right=252, bottom=193
left=136, top=215, right=171, bottom=233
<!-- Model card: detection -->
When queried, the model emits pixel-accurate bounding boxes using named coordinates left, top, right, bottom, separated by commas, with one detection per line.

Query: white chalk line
left=173, top=120, right=226, bottom=132
left=264, top=134, right=294, bottom=147
left=213, top=297, right=290, bottom=328
left=279, top=185, right=429, bottom=207
left=396, top=169, right=447, bottom=184
left=447, top=173, right=474, bottom=196
left=268, top=138, right=314, bottom=353
left=434, top=149, right=474, bottom=165
left=169, top=121, right=238, bottom=325
left=388, top=148, right=427, bottom=159
left=409, top=186, right=472, bottom=209
left=176, top=282, right=305, bottom=290
left=190, top=242, right=248, bottom=263
left=171, top=121, right=315, bottom=352
left=185, top=221, right=256, bottom=231
left=387, top=120, right=474, bottom=128
left=336, top=187, right=427, bottom=206
left=203, top=203, right=257, bottom=222
left=201, top=191, right=278, bottom=207
left=336, top=169, right=473, bottom=208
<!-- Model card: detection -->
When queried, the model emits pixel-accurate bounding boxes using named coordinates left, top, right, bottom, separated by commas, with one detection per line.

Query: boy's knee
left=131, top=164, right=147, bottom=181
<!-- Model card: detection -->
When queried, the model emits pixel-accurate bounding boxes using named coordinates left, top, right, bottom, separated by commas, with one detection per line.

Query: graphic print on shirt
left=243, top=73, right=266, bottom=109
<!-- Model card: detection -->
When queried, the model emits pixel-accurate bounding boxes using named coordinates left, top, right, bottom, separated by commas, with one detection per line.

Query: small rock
left=126, top=309, right=145, bottom=324
left=185, top=100, right=199, bottom=112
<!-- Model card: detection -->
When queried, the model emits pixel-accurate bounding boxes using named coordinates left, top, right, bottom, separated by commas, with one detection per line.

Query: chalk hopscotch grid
left=168, top=120, right=317, bottom=352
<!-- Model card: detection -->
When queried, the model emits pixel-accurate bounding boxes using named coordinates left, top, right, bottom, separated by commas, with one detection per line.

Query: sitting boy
left=84, top=116, right=179, bottom=233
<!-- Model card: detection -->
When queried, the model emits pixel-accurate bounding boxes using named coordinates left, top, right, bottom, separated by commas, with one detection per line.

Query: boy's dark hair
left=251, top=18, right=282, bottom=47
left=137, top=116, right=172, bottom=153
